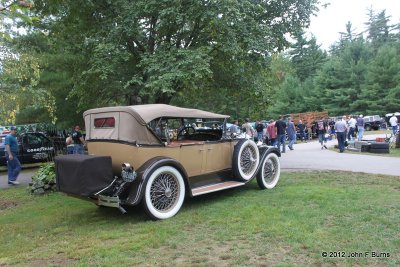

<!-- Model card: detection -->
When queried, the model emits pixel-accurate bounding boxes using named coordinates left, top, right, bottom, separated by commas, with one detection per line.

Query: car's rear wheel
left=232, top=139, right=260, bottom=181
left=143, top=166, right=185, bottom=220
left=256, top=153, right=280, bottom=189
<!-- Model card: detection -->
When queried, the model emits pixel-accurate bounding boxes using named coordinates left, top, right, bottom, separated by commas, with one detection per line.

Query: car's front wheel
left=256, top=152, right=280, bottom=189
left=143, top=166, right=185, bottom=220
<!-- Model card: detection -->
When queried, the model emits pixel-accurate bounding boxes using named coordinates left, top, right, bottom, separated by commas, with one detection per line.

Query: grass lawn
left=1, top=171, right=399, bottom=266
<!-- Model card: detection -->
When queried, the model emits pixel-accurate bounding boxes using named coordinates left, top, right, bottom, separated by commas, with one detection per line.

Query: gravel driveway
left=280, top=135, right=400, bottom=177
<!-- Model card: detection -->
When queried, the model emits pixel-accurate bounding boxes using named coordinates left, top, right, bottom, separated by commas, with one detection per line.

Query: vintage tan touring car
left=55, top=104, right=281, bottom=220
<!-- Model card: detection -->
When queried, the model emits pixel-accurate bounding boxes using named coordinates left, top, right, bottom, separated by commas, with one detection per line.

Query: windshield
left=148, top=117, right=226, bottom=142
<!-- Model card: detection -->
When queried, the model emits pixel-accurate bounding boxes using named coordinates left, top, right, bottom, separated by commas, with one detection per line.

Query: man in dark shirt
left=275, top=116, right=287, bottom=153
left=72, top=125, right=85, bottom=154
left=316, top=118, right=328, bottom=150
left=297, top=120, right=306, bottom=142
left=255, top=120, right=264, bottom=143
left=356, top=115, right=365, bottom=141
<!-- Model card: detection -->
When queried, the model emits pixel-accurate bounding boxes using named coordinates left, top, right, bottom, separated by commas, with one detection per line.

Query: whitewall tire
left=143, top=166, right=185, bottom=220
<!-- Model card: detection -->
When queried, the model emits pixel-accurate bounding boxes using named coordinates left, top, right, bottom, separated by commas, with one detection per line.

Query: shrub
left=29, top=162, right=57, bottom=195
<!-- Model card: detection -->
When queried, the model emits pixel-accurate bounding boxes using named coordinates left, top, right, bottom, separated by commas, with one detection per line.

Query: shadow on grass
left=62, top=180, right=262, bottom=224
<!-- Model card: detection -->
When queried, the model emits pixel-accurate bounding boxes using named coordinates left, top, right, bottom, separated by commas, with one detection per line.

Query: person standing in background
left=316, top=118, right=328, bottom=150
left=267, top=119, right=277, bottom=146
left=275, top=116, right=287, bottom=153
left=255, top=120, right=264, bottom=143
left=335, top=116, right=348, bottom=153
left=242, top=118, right=256, bottom=140
left=356, top=115, right=365, bottom=141
left=347, top=115, right=356, bottom=140
left=65, top=133, right=74, bottom=154
left=72, top=125, right=85, bottom=154
left=286, top=118, right=296, bottom=150
left=389, top=114, right=398, bottom=135
left=5, top=126, right=21, bottom=185
left=297, top=120, right=306, bottom=142
left=229, top=120, right=239, bottom=134
left=328, top=119, right=336, bottom=139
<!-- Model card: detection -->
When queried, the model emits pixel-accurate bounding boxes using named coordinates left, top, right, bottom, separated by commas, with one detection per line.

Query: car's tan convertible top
left=83, top=104, right=229, bottom=145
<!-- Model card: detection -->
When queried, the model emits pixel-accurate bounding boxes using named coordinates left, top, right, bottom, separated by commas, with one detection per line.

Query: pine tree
left=357, top=44, right=400, bottom=114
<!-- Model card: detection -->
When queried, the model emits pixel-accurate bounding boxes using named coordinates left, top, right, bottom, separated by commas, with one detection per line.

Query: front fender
left=254, top=146, right=281, bottom=176
left=261, top=146, right=281, bottom=158
left=124, top=157, right=188, bottom=206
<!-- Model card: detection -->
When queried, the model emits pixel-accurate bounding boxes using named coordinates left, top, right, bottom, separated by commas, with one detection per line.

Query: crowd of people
left=229, top=113, right=399, bottom=154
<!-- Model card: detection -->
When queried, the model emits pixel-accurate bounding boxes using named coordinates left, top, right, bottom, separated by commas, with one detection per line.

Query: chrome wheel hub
left=240, top=146, right=257, bottom=175
left=150, top=172, right=179, bottom=212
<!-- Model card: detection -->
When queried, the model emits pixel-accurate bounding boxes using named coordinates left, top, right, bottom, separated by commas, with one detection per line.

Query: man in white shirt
left=335, top=116, right=348, bottom=153
left=347, top=116, right=357, bottom=140
left=389, top=115, right=398, bottom=135
left=242, top=118, right=255, bottom=140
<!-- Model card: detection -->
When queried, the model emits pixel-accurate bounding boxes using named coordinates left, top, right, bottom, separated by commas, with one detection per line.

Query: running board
left=191, top=181, right=245, bottom=196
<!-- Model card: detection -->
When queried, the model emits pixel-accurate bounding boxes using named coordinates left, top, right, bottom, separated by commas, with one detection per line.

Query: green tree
left=355, top=44, right=400, bottom=114
left=267, top=33, right=327, bottom=117
left=288, top=32, right=327, bottom=81
left=267, top=74, right=304, bottom=116
left=0, top=51, right=51, bottom=124
left=312, top=38, right=370, bottom=116
left=1, top=0, right=36, bottom=43
left=365, top=9, right=394, bottom=50
left=26, top=0, right=319, bottom=112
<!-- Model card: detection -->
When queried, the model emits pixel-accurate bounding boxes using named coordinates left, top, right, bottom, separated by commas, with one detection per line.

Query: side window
left=148, top=118, right=183, bottom=141
left=148, top=119, right=168, bottom=141
left=26, top=134, right=51, bottom=149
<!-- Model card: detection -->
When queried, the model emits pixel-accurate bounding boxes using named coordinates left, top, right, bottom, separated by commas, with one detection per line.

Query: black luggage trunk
left=55, top=155, right=113, bottom=197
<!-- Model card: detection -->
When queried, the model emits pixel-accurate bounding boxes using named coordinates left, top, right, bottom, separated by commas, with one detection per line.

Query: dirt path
left=0, top=167, right=37, bottom=189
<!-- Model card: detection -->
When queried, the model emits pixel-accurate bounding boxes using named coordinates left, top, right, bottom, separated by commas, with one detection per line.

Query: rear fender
left=124, top=157, right=188, bottom=206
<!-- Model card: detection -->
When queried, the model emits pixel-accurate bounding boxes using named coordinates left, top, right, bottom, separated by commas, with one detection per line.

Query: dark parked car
left=363, top=115, right=386, bottom=131
left=0, top=132, right=55, bottom=167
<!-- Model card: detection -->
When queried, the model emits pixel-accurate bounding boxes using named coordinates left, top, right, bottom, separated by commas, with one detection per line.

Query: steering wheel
left=177, top=126, right=196, bottom=139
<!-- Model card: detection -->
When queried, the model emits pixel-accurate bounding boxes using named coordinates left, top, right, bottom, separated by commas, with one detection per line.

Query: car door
left=178, top=143, right=206, bottom=177
left=204, top=141, right=233, bottom=173
left=22, top=133, right=54, bottom=163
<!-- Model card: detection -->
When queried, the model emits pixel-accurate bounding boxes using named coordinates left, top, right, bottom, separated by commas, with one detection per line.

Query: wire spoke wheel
left=144, top=166, right=185, bottom=220
left=240, top=145, right=258, bottom=176
left=262, top=157, right=278, bottom=184
left=257, top=153, right=280, bottom=189
left=150, top=172, right=180, bottom=212
left=232, top=139, right=260, bottom=181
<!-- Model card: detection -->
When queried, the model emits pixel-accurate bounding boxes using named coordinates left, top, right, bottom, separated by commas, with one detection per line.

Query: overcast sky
left=308, top=0, right=400, bottom=50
